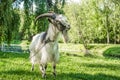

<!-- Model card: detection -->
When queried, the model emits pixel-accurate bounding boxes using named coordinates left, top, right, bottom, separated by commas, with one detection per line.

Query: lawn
left=0, top=44, right=120, bottom=80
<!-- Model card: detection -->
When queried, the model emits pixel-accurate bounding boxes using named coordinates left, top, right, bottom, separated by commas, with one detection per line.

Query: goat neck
left=46, top=23, right=60, bottom=42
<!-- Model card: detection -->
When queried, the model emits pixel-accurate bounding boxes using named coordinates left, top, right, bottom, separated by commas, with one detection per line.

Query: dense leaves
left=0, top=0, right=120, bottom=44
left=0, top=0, right=65, bottom=44
left=64, top=0, right=120, bottom=44
left=0, top=0, right=20, bottom=44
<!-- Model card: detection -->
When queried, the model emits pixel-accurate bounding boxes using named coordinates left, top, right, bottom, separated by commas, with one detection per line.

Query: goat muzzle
left=62, top=30, right=69, bottom=43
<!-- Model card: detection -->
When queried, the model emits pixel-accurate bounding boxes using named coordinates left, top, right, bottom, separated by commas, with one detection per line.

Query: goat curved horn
left=35, top=13, right=56, bottom=24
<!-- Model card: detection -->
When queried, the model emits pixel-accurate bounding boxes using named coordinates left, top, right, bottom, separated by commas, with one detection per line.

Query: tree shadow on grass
left=82, top=62, right=120, bottom=71
left=0, top=70, right=39, bottom=76
left=0, top=70, right=42, bottom=80
left=0, top=70, right=120, bottom=80
left=57, top=72, right=120, bottom=80
left=0, top=52, right=29, bottom=59
left=65, top=52, right=83, bottom=57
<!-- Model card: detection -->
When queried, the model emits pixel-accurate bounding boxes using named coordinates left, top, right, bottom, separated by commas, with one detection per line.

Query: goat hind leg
left=52, top=63, right=56, bottom=77
left=40, top=64, right=47, bottom=78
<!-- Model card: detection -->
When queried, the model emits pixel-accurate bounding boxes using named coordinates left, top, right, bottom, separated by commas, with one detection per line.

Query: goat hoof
left=53, top=72, right=56, bottom=77
left=42, top=74, right=46, bottom=78
left=31, top=68, right=34, bottom=71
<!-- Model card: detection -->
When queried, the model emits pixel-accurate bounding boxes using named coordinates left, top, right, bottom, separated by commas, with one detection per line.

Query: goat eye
left=60, top=22, right=65, bottom=27
left=55, top=20, right=60, bottom=24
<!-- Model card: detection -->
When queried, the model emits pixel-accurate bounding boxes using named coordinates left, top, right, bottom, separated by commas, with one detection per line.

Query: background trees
left=0, top=0, right=65, bottom=44
left=64, top=0, right=120, bottom=44
left=0, top=0, right=120, bottom=44
left=0, top=0, right=20, bottom=44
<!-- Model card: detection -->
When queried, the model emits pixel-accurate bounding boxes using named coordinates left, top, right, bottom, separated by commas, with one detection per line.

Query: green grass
left=0, top=50, right=120, bottom=80
left=59, top=43, right=120, bottom=57
left=103, top=47, right=120, bottom=58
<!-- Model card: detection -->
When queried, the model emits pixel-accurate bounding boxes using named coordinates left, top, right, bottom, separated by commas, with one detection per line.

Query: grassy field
left=0, top=44, right=120, bottom=80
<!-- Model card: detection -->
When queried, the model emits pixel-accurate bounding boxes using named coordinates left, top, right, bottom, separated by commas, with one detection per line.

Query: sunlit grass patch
left=0, top=50, right=120, bottom=80
left=59, top=43, right=120, bottom=57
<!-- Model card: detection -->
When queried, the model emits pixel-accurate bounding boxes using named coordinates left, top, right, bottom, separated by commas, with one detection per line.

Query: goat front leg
left=52, top=62, right=56, bottom=77
left=40, top=64, right=47, bottom=78
left=31, top=64, right=34, bottom=71
left=30, top=52, right=36, bottom=71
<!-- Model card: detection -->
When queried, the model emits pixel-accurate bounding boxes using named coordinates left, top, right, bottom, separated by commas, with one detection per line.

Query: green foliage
left=0, top=0, right=120, bottom=44
left=0, top=0, right=20, bottom=44
left=64, top=0, right=120, bottom=44
left=0, top=51, right=120, bottom=80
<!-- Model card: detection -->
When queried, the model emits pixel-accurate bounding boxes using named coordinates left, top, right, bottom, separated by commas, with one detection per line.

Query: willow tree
left=0, top=0, right=20, bottom=44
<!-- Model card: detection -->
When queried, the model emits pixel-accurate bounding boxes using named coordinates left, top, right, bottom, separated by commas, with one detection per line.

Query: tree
left=0, top=0, right=20, bottom=44
left=64, top=0, right=120, bottom=44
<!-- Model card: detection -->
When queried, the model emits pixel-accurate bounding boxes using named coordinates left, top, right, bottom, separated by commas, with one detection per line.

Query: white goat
left=29, top=12, right=70, bottom=78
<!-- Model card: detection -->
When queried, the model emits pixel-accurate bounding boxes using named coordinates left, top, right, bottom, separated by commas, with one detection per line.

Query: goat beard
left=62, top=30, right=69, bottom=43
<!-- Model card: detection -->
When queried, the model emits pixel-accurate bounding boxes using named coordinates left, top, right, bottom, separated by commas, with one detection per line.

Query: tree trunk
left=113, top=24, right=116, bottom=44
left=83, top=42, right=90, bottom=55
left=105, top=13, right=110, bottom=44
left=78, top=31, right=90, bottom=55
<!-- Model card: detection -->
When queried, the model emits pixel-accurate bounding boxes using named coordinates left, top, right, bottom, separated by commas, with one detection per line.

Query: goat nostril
left=68, top=26, right=70, bottom=30
left=66, top=27, right=70, bottom=31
